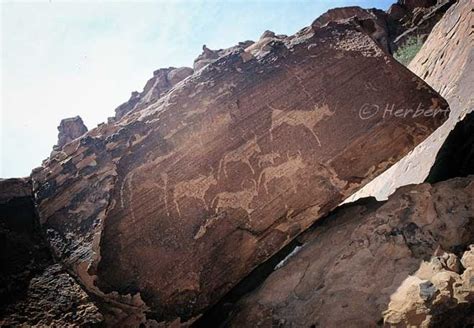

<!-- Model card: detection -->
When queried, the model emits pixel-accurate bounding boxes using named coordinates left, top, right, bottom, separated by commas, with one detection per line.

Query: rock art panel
left=31, top=19, right=449, bottom=324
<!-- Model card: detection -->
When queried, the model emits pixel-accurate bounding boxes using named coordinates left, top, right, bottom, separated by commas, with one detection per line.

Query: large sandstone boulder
left=225, top=176, right=474, bottom=327
left=31, top=19, right=449, bottom=325
left=346, top=0, right=472, bottom=201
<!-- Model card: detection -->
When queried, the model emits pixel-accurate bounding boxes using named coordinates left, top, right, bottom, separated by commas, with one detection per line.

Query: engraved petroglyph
left=268, top=104, right=334, bottom=145
left=218, top=134, right=262, bottom=178
left=173, top=170, right=217, bottom=217
left=150, top=173, right=170, bottom=217
left=258, top=152, right=305, bottom=194
left=257, top=152, right=280, bottom=168
left=212, top=179, right=258, bottom=215
left=194, top=214, right=222, bottom=240
left=120, top=171, right=138, bottom=223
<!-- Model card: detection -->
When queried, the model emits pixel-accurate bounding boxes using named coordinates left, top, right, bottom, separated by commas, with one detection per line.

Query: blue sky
left=1, top=0, right=393, bottom=178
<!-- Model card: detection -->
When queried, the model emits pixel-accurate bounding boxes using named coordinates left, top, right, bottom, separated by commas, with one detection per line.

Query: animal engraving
left=173, top=170, right=217, bottom=217
left=258, top=152, right=305, bottom=194
left=269, top=104, right=333, bottom=145
left=257, top=152, right=280, bottom=168
left=218, top=134, right=261, bottom=178
left=212, top=179, right=258, bottom=215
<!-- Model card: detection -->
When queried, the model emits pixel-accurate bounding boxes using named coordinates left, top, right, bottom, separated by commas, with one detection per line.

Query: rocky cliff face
left=0, top=178, right=102, bottom=326
left=53, top=116, right=88, bottom=152
left=346, top=0, right=472, bottom=201
left=309, top=0, right=455, bottom=55
left=113, top=67, right=194, bottom=120
left=225, top=176, right=474, bottom=327
left=29, top=17, right=449, bottom=325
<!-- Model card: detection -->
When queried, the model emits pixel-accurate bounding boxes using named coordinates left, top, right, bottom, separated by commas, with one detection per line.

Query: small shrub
left=394, top=36, right=424, bottom=66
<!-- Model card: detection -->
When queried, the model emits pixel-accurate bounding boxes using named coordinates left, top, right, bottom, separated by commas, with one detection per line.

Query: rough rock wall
left=113, top=66, right=194, bottom=120
left=226, top=176, right=474, bottom=327
left=346, top=0, right=472, bottom=201
left=30, top=19, right=449, bottom=325
left=389, top=0, right=456, bottom=52
left=312, top=6, right=391, bottom=53
left=0, top=178, right=102, bottom=326
left=53, top=116, right=88, bottom=152
left=309, top=0, right=456, bottom=54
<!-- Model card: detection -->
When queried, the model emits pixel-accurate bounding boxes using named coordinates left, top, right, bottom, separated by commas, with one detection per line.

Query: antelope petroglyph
left=218, top=134, right=262, bottom=178
left=173, top=168, right=217, bottom=218
left=258, top=151, right=305, bottom=194
left=257, top=152, right=280, bottom=168
left=212, top=179, right=258, bottom=215
left=268, top=104, right=334, bottom=146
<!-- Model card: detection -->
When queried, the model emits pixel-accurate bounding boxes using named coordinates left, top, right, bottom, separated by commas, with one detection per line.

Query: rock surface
left=312, top=7, right=391, bottom=53
left=384, top=245, right=474, bottom=327
left=114, top=67, right=194, bottom=120
left=308, top=0, right=455, bottom=54
left=0, top=178, right=102, bottom=326
left=390, top=0, right=455, bottom=52
left=53, top=116, right=88, bottom=152
left=226, top=176, right=474, bottom=327
left=346, top=0, right=472, bottom=201
left=30, top=19, right=449, bottom=325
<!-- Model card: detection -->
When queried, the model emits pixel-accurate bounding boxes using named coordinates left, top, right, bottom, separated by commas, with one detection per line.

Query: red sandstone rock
left=114, top=67, right=194, bottom=120
left=53, top=116, right=88, bottom=152
left=31, top=19, right=449, bottom=325
left=312, top=6, right=391, bottom=53
left=400, top=0, right=437, bottom=11
left=387, top=3, right=407, bottom=21
left=347, top=0, right=472, bottom=201
left=226, top=176, right=474, bottom=327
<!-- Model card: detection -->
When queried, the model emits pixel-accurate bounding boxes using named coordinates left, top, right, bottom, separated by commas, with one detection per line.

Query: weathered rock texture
left=312, top=7, right=391, bottom=53
left=346, top=0, right=472, bottom=201
left=31, top=19, right=449, bottom=325
left=384, top=245, right=474, bottom=327
left=308, top=0, right=455, bottom=54
left=226, top=176, right=474, bottom=327
left=0, top=178, right=102, bottom=326
left=113, top=67, right=194, bottom=120
left=389, top=0, right=456, bottom=52
left=53, top=116, right=88, bottom=152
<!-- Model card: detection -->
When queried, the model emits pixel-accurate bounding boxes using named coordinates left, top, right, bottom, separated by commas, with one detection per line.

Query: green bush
left=394, top=36, right=424, bottom=66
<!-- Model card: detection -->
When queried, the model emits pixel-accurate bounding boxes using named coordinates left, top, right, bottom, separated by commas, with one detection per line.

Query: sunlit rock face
left=31, top=18, right=448, bottom=325
left=113, top=66, right=194, bottom=120
left=226, top=176, right=474, bottom=327
left=346, top=0, right=472, bottom=201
